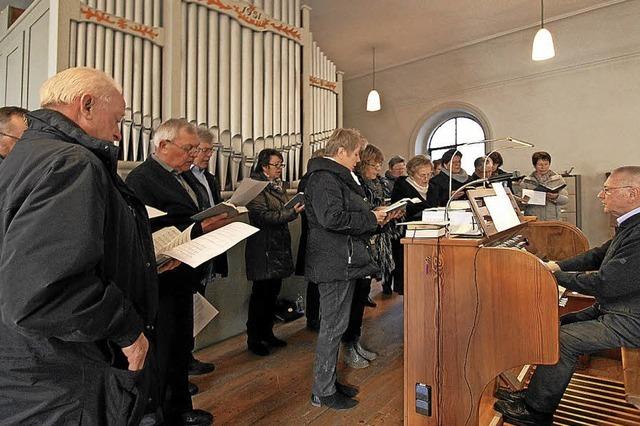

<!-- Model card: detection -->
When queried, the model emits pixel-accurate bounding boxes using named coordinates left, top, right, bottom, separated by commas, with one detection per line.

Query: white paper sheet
left=193, top=293, right=219, bottom=337
left=152, top=225, right=194, bottom=263
left=484, top=195, right=521, bottom=232
left=146, top=205, right=167, bottom=218
left=227, top=178, right=270, bottom=206
left=491, top=182, right=508, bottom=198
left=164, top=222, right=259, bottom=268
left=522, top=189, right=546, bottom=206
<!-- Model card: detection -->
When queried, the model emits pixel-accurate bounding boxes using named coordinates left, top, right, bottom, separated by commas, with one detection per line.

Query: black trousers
left=306, top=281, right=320, bottom=323
left=342, top=278, right=371, bottom=343
left=525, top=305, right=640, bottom=413
left=246, top=278, right=282, bottom=342
left=391, top=237, right=404, bottom=294
left=156, top=288, right=193, bottom=422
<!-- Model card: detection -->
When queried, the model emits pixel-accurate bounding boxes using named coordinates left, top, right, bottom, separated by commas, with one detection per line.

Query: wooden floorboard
left=191, top=285, right=636, bottom=425
left=191, top=285, right=405, bottom=425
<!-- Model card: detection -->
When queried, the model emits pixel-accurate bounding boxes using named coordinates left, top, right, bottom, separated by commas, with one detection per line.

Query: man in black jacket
left=495, top=166, right=640, bottom=425
left=126, top=119, right=229, bottom=426
left=305, top=128, right=387, bottom=410
left=0, top=106, right=28, bottom=165
left=0, top=68, right=159, bottom=424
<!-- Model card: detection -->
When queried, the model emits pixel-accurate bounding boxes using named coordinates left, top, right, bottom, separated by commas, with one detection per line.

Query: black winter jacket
left=391, top=176, right=436, bottom=220
left=556, top=213, right=640, bottom=317
left=427, top=170, right=468, bottom=207
left=245, top=172, right=298, bottom=281
left=0, top=109, right=158, bottom=424
left=304, top=157, right=379, bottom=283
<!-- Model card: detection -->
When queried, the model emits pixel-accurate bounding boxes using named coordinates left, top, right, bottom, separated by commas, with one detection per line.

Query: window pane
left=430, top=148, right=448, bottom=162
left=456, top=117, right=485, bottom=145
left=429, top=119, right=455, bottom=149
left=460, top=144, right=486, bottom=175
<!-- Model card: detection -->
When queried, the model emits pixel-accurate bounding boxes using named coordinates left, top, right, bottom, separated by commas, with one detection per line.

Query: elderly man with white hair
left=495, top=166, right=640, bottom=425
left=0, top=67, right=160, bottom=424
left=126, top=119, right=229, bottom=426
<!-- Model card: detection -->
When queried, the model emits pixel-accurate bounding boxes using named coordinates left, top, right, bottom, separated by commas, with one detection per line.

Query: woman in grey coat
left=520, top=151, right=569, bottom=221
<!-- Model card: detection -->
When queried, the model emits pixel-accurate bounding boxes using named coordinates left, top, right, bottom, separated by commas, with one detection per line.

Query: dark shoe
left=188, top=381, right=199, bottom=396
left=382, top=285, right=392, bottom=295
left=494, top=399, right=553, bottom=426
left=336, top=381, right=359, bottom=398
left=495, top=387, right=527, bottom=404
left=248, top=341, right=270, bottom=356
left=365, top=296, right=377, bottom=308
left=265, top=335, right=287, bottom=347
left=310, top=392, right=358, bottom=410
left=188, top=358, right=215, bottom=376
left=307, top=320, right=320, bottom=332
left=179, top=409, right=213, bottom=426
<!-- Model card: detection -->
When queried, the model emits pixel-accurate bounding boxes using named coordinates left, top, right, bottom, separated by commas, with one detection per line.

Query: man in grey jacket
left=495, top=166, right=640, bottom=425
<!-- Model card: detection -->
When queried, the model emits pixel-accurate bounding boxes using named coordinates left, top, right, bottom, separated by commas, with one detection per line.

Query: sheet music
left=152, top=225, right=194, bottom=262
left=484, top=195, right=521, bottom=232
left=193, top=293, right=219, bottom=337
left=146, top=205, right=167, bottom=218
left=491, top=182, right=508, bottom=198
left=227, top=178, right=270, bottom=206
left=164, top=222, right=259, bottom=268
left=522, top=189, right=546, bottom=206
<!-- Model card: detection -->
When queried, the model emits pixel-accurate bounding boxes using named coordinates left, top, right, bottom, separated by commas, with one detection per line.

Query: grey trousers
left=312, top=279, right=356, bottom=397
left=525, top=305, right=640, bottom=413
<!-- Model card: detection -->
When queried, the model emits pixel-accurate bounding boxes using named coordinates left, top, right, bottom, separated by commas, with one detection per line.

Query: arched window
left=414, top=106, right=490, bottom=175
left=428, top=115, right=486, bottom=174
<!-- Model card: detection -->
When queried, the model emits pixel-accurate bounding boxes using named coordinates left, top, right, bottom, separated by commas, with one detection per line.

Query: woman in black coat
left=390, top=155, right=436, bottom=294
left=245, top=149, right=304, bottom=356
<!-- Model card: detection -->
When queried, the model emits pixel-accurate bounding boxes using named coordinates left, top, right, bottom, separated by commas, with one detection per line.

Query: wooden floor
left=192, top=285, right=405, bottom=425
left=192, top=287, right=632, bottom=425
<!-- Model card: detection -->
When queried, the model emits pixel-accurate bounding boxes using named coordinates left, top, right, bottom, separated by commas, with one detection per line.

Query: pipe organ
left=0, top=0, right=343, bottom=189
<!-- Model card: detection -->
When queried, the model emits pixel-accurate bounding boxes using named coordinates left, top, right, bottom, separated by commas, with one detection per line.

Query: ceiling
left=303, top=0, right=626, bottom=80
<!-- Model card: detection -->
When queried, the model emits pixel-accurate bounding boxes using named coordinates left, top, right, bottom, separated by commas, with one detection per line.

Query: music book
left=381, top=197, right=422, bottom=213
left=534, top=182, right=566, bottom=193
left=405, top=226, right=446, bottom=238
left=153, top=222, right=259, bottom=268
left=191, top=178, right=269, bottom=221
left=284, top=192, right=305, bottom=209
left=521, top=189, right=546, bottom=206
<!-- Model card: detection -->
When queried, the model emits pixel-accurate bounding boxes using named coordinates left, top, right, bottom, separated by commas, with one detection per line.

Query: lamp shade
left=366, top=89, right=381, bottom=111
left=532, top=27, right=555, bottom=61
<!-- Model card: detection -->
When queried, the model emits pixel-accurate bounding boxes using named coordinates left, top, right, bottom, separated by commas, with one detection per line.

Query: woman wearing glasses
left=245, top=148, right=304, bottom=356
left=520, top=151, right=569, bottom=221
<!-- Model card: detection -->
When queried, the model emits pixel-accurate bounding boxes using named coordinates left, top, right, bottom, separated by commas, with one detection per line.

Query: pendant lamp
left=532, top=0, right=555, bottom=61
left=366, top=47, right=381, bottom=111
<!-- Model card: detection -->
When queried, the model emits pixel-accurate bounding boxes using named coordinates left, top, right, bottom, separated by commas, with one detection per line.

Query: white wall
left=343, top=0, right=640, bottom=246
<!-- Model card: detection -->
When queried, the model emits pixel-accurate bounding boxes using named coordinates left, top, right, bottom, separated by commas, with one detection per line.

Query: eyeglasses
left=195, top=148, right=213, bottom=154
left=600, top=186, right=636, bottom=195
left=164, top=140, right=198, bottom=153
left=0, top=131, right=20, bottom=140
left=268, top=163, right=285, bottom=169
left=366, top=162, right=382, bottom=169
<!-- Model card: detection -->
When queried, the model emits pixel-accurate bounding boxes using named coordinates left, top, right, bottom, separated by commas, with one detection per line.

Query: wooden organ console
left=402, top=187, right=592, bottom=425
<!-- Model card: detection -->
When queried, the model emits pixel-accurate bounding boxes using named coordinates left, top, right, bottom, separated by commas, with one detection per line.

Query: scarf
left=441, top=167, right=469, bottom=184
left=407, top=176, right=428, bottom=199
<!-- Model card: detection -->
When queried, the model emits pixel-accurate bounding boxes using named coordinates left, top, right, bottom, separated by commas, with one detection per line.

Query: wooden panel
left=4, top=43, right=22, bottom=105
left=25, top=9, right=49, bottom=110
left=403, top=233, right=560, bottom=425
left=622, top=347, right=640, bottom=409
left=522, top=221, right=589, bottom=261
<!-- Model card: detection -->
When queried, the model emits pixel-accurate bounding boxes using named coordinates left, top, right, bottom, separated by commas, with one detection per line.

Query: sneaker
left=336, top=381, right=359, bottom=397
left=310, top=392, right=358, bottom=410
left=355, top=341, right=378, bottom=361
left=343, top=343, right=369, bottom=369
